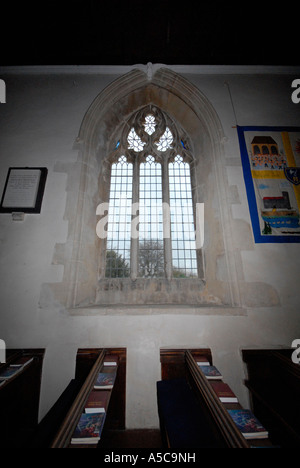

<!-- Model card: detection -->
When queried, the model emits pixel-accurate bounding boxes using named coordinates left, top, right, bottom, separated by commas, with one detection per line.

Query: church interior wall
left=0, top=65, right=299, bottom=428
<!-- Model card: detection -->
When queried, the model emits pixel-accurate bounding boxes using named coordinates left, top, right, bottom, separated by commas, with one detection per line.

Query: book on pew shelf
left=94, top=372, right=116, bottom=389
left=85, top=390, right=110, bottom=414
left=210, top=381, right=239, bottom=403
left=103, top=354, right=118, bottom=367
left=199, top=365, right=223, bottom=380
left=0, top=365, right=23, bottom=380
left=10, top=357, right=34, bottom=368
left=196, top=357, right=210, bottom=366
left=71, top=413, right=106, bottom=445
left=103, top=357, right=118, bottom=367
left=103, top=361, right=117, bottom=367
left=228, top=409, right=268, bottom=439
left=0, top=357, right=34, bottom=381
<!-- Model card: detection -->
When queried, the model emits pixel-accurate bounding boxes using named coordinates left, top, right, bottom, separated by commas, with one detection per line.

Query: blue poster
left=237, top=126, right=300, bottom=243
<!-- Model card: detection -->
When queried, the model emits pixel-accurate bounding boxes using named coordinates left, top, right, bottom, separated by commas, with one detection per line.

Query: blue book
left=198, top=365, right=223, bottom=380
left=71, top=413, right=106, bottom=445
left=94, top=372, right=116, bottom=389
left=228, top=409, right=268, bottom=439
left=0, top=365, right=22, bottom=380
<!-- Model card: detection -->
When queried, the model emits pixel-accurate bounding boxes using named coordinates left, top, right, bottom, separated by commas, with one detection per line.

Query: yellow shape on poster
left=251, top=170, right=285, bottom=179
left=281, top=131, right=300, bottom=211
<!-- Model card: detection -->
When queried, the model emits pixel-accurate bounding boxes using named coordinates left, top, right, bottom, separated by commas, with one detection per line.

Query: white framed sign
left=0, top=167, right=48, bottom=213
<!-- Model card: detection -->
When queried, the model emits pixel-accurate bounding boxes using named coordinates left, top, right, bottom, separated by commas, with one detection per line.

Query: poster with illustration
left=237, top=126, right=300, bottom=243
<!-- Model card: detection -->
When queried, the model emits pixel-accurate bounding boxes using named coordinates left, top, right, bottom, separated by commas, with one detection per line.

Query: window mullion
left=130, top=156, right=139, bottom=280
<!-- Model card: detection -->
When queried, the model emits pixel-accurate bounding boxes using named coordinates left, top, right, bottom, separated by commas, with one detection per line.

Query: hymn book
left=210, top=381, right=239, bottom=403
left=85, top=390, right=110, bottom=414
left=228, top=409, right=268, bottom=439
left=94, top=372, right=116, bottom=390
left=71, top=413, right=106, bottom=445
left=198, top=365, right=223, bottom=380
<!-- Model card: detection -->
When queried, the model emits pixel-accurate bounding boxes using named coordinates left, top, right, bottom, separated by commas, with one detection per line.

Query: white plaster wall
left=0, top=66, right=300, bottom=429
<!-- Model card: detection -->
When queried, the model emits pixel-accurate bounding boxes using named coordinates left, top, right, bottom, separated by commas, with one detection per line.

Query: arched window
left=104, top=106, right=198, bottom=280
left=262, top=145, right=269, bottom=155
left=271, top=145, right=278, bottom=155
left=52, top=68, right=244, bottom=310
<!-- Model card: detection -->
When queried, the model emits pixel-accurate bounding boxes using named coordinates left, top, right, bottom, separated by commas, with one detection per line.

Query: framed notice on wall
left=0, top=167, right=48, bottom=214
left=237, top=126, right=300, bottom=243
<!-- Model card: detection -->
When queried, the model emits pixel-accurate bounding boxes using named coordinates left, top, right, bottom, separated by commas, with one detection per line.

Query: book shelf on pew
left=50, top=348, right=126, bottom=448
left=0, top=349, right=45, bottom=447
left=189, top=352, right=273, bottom=447
left=159, top=349, right=274, bottom=448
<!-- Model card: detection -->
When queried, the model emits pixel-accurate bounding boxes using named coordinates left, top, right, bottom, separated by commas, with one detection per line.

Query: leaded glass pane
left=144, top=114, right=156, bottom=135
left=127, top=128, right=146, bottom=152
left=156, top=127, right=173, bottom=152
left=139, top=155, right=164, bottom=278
left=169, top=155, right=198, bottom=278
left=106, top=156, right=133, bottom=278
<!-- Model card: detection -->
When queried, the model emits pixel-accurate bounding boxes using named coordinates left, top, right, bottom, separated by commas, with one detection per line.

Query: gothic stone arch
left=47, top=67, right=245, bottom=313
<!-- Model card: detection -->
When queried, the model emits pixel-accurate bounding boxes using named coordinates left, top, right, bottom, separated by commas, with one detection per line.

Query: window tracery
left=105, top=106, right=198, bottom=280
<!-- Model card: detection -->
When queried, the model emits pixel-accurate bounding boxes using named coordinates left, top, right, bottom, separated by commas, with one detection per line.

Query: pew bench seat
left=156, top=378, right=223, bottom=448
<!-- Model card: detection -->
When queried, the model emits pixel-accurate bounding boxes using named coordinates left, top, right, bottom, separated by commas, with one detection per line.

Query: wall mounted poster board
left=237, top=126, right=300, bottom=243
left=0, top=167, right=48, bottom=214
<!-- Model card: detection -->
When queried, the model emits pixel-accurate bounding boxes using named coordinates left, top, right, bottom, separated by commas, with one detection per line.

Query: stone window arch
left=48, top=67, right=245, bottom=312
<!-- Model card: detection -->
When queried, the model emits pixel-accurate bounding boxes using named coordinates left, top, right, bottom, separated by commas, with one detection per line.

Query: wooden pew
left=47, top=348, right=126, bottom=448
left=242, top=348, right=300, bottom=447
left=0, top=349, right=45, bottom=447
left=158, top=349, right=274, bottom=448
